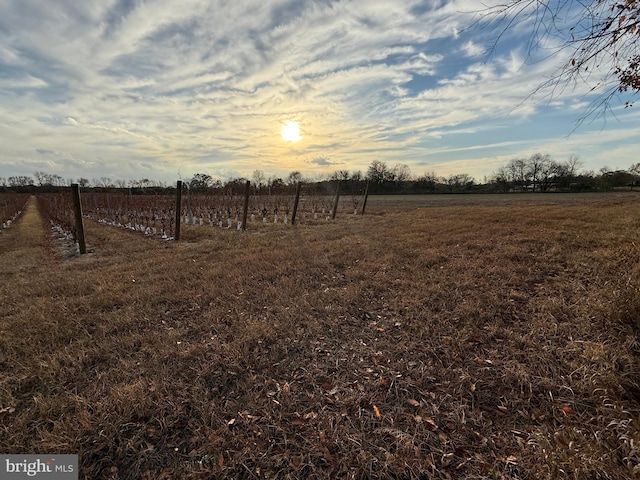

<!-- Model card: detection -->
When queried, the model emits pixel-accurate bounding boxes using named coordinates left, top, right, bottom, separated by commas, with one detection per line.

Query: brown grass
left=1, top=192, right=640, bottom=479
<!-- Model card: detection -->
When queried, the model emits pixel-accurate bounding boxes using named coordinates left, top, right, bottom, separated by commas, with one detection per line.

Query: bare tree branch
left=479, top=0, right=640, bottom=124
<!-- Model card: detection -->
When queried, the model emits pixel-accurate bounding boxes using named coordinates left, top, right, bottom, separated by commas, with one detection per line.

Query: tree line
left=363, top=156, right=640, bottom=194
left=2, top=154, right=640, bottom=195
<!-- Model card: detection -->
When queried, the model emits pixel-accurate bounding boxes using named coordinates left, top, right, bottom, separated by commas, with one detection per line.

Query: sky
left=0, top=0, right=638, bottom=185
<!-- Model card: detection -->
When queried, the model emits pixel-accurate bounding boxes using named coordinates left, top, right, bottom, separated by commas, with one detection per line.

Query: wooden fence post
left=242, top=180, right=250, bottom=231
left=291, top=181, right=302, bottom=225
left=361, top=180, right=370, bottom=215
left=331, top=180, right=342, bottom=219
left=175, top=180, right=182, bottom=241
left=71, top=183, right=87, bottom=254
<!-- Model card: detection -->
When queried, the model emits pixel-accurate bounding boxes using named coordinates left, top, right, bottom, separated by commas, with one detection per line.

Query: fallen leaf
left=227, top=418, right=236, bottom=426
left=373, top=405, right=381, bottom=419
left=407, top=399, right=420, bottom=407
left=424, top=417, right=438, bottom=430
left=561, top=404, right=572, bottom=415
left=291, top=417, right=306, bottom=426
left=0, top=406, right=16, bottom=419
left=290, top=455, right=303, bottom=470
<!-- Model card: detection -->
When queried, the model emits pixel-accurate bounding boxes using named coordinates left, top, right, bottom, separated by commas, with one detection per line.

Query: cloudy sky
left=0, top=0, right=637, bottom=184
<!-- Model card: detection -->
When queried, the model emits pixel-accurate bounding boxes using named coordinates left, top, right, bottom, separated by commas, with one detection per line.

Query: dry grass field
left=1, top=192, right=640, bottom=479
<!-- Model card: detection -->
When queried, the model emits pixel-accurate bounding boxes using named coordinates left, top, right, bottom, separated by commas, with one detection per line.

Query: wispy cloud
left=0, top=0, right=635, bottom=182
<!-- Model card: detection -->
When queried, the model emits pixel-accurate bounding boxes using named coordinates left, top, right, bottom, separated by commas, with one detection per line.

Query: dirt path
left=0, top=196, right=52, bottom=277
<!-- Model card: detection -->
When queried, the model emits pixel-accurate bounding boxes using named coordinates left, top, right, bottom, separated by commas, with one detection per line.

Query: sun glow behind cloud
left=0, top=0, right=636, bottom=182
left=281, top=121, right=301, bottom=143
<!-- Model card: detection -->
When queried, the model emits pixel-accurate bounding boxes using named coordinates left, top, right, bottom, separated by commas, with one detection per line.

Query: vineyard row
left=1, top=193, right=29, bottom=230
left=34, top=182, right=368, bottom=248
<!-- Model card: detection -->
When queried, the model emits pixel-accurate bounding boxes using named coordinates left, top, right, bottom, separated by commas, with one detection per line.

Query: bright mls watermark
left=1, top=455, right=77, bottom=479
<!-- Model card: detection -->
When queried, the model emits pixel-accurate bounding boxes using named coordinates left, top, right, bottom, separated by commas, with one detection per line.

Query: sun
left=281, top=121, right=301, bottom=142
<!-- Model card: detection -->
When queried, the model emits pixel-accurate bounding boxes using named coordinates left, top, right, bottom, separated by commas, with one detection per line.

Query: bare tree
left=565, top=155, right=583, bottom=178
left=629, top=162, right=640, bottom=175
left=507, top=158, right=528, bottom=191
left=391, top=163, right=413, bottom=183
left=189, top=173, right=213, bottom=192
left=367, top=160, right=391, bottom=183
left=34, top=171, right=47, bottom=186
left=287, top=171, right=303, bottom=185
left=331, top=170, right=351, bottom=181
left=445, top=173, right=475, bottom=192
left=50, top=174, right=64, bottom=186
left=252, top=170, right=266, bottom=190
left=528, top=153, right=554, bottom=192
left=98, top=176, right=114, bottom=188
left=482, top=1, right=640, bottom=120
left=492, top=166, right=513, bottom=192
left=8, top=176, right=34, bottom=187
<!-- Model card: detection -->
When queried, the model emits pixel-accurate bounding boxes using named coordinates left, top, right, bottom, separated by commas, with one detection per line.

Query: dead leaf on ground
left=424, top=416, right=438, bottom=430
left=0, top=406, right=16, bottom=418
left=291, top=417, right=306, bottom=426
left=290, top=455, right=303, bottom=470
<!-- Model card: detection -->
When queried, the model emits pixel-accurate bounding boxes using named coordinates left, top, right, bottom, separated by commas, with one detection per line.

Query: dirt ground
left=1, top=192, right=640, bottom=479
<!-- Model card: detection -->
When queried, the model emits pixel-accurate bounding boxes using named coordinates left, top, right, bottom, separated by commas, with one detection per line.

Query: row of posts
left=71, top=179, right=369, bottom=251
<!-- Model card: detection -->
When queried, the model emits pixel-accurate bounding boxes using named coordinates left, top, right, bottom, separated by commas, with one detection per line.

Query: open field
left=1, top=192, right=640, bottom=479
left=365, top=192, right=640, bottom=208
